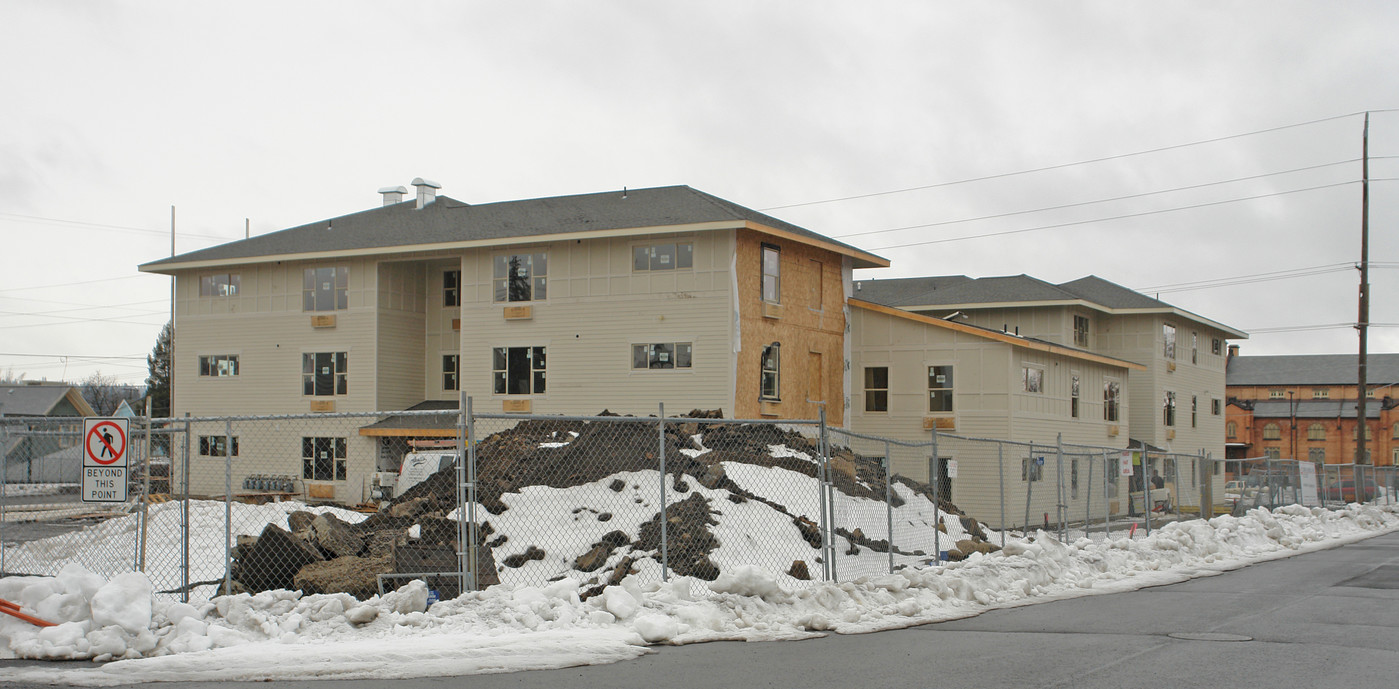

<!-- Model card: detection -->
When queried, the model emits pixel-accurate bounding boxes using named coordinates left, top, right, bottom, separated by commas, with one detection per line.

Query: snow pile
left=2, top=502, right=1395, bottom=685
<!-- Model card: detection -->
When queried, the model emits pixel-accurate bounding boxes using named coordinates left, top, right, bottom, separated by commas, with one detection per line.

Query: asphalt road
left=4, top=530, right=1397, bottom=689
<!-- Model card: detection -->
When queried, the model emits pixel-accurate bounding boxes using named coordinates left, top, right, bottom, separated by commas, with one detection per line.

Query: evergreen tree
left=145, top=321, right=172, bottom=417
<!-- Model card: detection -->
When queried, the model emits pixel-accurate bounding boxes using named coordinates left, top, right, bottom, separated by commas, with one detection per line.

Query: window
left=1212, top=338, right=1222, bottom=355
left=1191, top=332, right=1198, bottom=364
left=1212, top=399, right=1222, bottom=415
left=632, top=343, right=692, bottom=370
left=444, top=270, right=461, bottom=307
left=1308, top=448, right=1326, bottom=463
left=1191, top=396, right=1198, bottom=428
left=1070, top=374, right=1080, bottom=418
left=761, top=244, right=781, bottom=303
left=200, top=273, right=240, bottom=297
left=493, top=347, right=546, bottom=395
left=864, top=367, right=889, bottom=412
left=633, top=243, right=693, bottom=271
left=199, top=355, right=239, bottom=378
left=1021, top=457, right=1043, bottom=482
left=928, top=366, right=954, bottom=412
left=1071, top=459, right=1079, bottom=499
left=1104, top=380, right=1121, bottom=422
left=198, top=436, right=239, bottom=457
left=1073, top=315, right=1089, bottom=347
left=1268, top=389, right=1285, bottom=399
left=303, top=266, right=349, bottom=311
left=302, top=437, right=347, bottom=482
left=1163, top=324, right=1176, bottom=359
left=1022, top=366, right=1043, bottom=394
left=1264, top=447, right=1281, bottom=460
left=760, top=343, right=781, bottom=400
left=1393, top=422, right=1399, bottom=439
left=1163, top=391, right=1176, bottom=427
left=1308, top=423, right=1326, bottom=441
left=1352, top=425, right=1374, bottom=440
left=1226, top=421, right=1237, bottom=439
left=1312, top=388, right=1329, bottom=399
left=493, top=253, right=547, bottom=302
left=302, top=352, right=348, bottom=396
left=1262, top=422, right=1281, bottom=440
left=443, top=355, right=459, bottom=391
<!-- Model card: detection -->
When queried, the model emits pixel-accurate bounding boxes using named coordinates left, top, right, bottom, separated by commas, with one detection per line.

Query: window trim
left=492, top=252, right=548, bottom=303
left=199, top=273, right=241, bottom=297
left=863, top=366, right=889, bottom=413
left=1073, top=315, right=1089, bottom=348
left=927, top=365, right=954, bottom=413
left=1307, top=423, right=1326, bottom=441
left=443, top=354, right=460, bottom=391
left=632, top=241, right=694, bottom=272
left=1104, top=379, right=1121, bottom=422
left=301, top=436, right=347, bottom=482
left=1022, top=366, right=1044, bottom=394
left=1163, top=323, right=1176, bottom=360
left=761, top=244, right=781, bottom=304
left=302, top=265, right=349, bottom=312
left=631, top=343, right=693, bottom=370
left=1070, top=373, right=1081, bottom=419
left=1262, top=422, right=1281, bottom=440
left=492, top=346, right=547, bottom=395
left=444, top=269, right=461, bottom=307
left=760, top=343, right=781, bottom=401
left=302, top=351, right=348, bottom=397
left=198, top=354, right=240, bottom=378
left=1163, top=390, right=1177, bottom=427
left=198, top=435, right=239, bottom=457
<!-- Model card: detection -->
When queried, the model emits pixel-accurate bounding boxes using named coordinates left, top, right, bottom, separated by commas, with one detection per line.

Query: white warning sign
left=82, top=417, right=129, bottom=503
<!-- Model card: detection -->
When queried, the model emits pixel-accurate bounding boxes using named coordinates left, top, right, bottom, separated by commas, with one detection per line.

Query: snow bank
left=2, top=502, right=1395, bottom=685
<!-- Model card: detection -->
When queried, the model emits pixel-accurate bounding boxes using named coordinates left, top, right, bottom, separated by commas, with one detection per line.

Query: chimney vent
left=412, top=178, right=441, bottom=209
left=378, top=185, right=408, bottom=206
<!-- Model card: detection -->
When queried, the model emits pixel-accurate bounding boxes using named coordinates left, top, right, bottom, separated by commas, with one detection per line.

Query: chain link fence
left=5, top=407, right=1395, bottom=607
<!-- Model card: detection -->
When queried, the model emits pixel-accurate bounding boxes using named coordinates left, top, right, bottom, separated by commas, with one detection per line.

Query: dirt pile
left=228, top=410, right=998, bottom=599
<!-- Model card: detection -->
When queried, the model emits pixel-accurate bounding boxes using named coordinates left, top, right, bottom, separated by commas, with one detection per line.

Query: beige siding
left=455, top=232, right=735, bottom=416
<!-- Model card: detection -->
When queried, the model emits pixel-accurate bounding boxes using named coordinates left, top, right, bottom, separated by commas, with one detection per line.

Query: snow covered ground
left=2, top=502, right=1396, bottom=686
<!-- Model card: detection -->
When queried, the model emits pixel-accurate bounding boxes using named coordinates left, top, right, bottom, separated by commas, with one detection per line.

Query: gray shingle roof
left=141, top=185, right=886, bottom=270
left=0, top=384, right=86, bottom=418
left=1226, top=354, right=1399, bottom=386
left=849, top=275, right=971, bottom=306
left=1057, top=276, right=1170, bottom=309
left=1249, top=399, right=1385, bottom=419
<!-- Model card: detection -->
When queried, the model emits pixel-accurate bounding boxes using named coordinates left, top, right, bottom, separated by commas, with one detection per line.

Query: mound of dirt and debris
left=228, top=410, right=999, bottom=599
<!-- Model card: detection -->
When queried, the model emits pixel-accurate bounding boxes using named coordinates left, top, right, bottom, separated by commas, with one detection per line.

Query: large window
left=1262, top=422, right=1281, bottom=440
left=302, top=352, right=348, bottom=396
left=632, top=343, right=692, bottom=370
left=1104, top=380, right=1121, bottom=422
left=1073, top=315, right=1089, bottom=347
left=1352, top=425, right=1374, bottom=440
left=302, top=437, right=346, bottom=481
left=443, top=355, right=459, bottom=391
left=761, top=244, right=781, bottom=303
left=303, top=266, right=349, bottom=311
left=760, top=343, right=781, bottom=400
left=1308, top=423, right=1326, bottom=441
left=200, top=273, right=240, bottom=297
left=1212, top=399, right=1222, bottom=415
left=1163, top=324, right=1176, bottom=359
left=198, top=436, right=239, bottom=457
left=864, top=367, right=888, bottom=412
left=1163, top=391, right=1176, bottom=427
left=493, top=253, right=547, bottom=303
left=199, top=355, right=239, bottom=378
left=444, top=270, right=461, bottom=307
left=928, top=366, right=954, bottom=412
left=1022, top=366, right=1043, bottom=394
left=633, top=243, right=693, bottom=271
left=493, top=347, right=546, bottom=395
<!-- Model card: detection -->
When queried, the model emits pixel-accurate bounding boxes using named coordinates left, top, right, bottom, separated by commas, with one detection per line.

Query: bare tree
left=0, top=367, right=25, bottom=384
left=80, top=371, right=143, bottom=416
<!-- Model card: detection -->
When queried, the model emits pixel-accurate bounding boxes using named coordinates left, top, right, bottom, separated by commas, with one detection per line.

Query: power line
left=0, top=211, right=236, bottom=242
left=866, top=181, right=1356, bottom=252
left=830, top=160, right=1357, bottom=241
left=0, top=352, right=146, bottom=360
left=761, top=111, right=1380, bottom=211
left=1246, top=323, right=1399, bottom=334
left=0, top=275, right=152, bottom=294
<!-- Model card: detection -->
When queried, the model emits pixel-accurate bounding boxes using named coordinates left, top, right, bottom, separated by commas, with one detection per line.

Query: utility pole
left=1356, top=113, right=1370, bottom=466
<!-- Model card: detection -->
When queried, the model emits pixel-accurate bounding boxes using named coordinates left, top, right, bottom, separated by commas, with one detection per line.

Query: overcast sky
left=3, top=1, right=1397, bottom=386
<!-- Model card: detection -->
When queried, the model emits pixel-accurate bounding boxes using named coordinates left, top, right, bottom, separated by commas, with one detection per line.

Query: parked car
left=1323, top=479, right=1378, bottom=503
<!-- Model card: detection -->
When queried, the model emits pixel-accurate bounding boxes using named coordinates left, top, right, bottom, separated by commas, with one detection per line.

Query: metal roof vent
left=412, top=178, right=441, bottom=209
left=378, top=185, right=408, bottom=206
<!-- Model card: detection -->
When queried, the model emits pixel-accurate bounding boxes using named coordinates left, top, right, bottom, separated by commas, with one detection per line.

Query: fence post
left=1085, top=449, right=1094, bottom=534
left=930, top=424, right=940, bottom=562
left=138, top=397, right=153, bottom=572
left=459, top=394, right=476, bottom=594
left=223, top=418, right=233, bottom=595
left=997, top=442, right=1006, bottom=549
left=0, top=422, right=7, bottom=575
left=1024, top=444, right=1035, bottom=533
left=1172, top=453, right=1183, bottom=520
left=1055, top=433, right=1066, bottom=542
left=884, top=440, right=894, bottom=575
left=1103, top=451, right=1111, bottom=540
left=658, top=403, right=669, bottom=583
left=1142, top=448, right=1152, bottom=537
left=820, top=407, right=837, bottom=582
left=182, top=413, right=191, bottom=603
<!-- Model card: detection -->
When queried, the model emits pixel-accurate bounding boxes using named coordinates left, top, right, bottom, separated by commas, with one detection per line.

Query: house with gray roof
left=139, top=180, right=888, bottom=503
left=1, top=382, right=96, bottom=484
left=853, top=274, right=1247, bottom=468
left=1225, top=351, right=1399, bottom=467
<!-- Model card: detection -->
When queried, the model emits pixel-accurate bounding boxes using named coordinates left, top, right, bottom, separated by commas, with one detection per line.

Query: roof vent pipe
left=412, top=178, right=441, bottom=209
left=379, top=186, right=408, bottom=206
